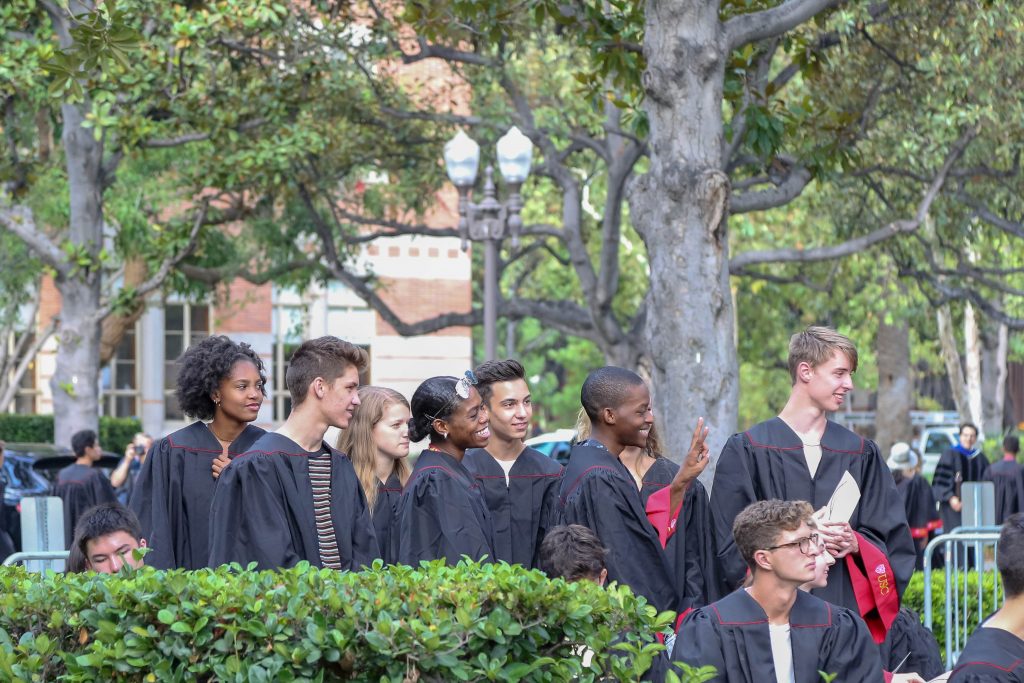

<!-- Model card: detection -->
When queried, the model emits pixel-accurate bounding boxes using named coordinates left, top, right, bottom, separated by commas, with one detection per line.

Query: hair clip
left=454, top=370, right=478, bottom=399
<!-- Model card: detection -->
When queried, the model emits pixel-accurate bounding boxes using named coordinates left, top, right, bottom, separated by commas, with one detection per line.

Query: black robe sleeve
left=933, top=448, right=960, bottom=505
left=372, top=474, right=402, bottom=565
left=709, top=433, right=759, bottom=596
left=878, top=607, right=944, bottom=680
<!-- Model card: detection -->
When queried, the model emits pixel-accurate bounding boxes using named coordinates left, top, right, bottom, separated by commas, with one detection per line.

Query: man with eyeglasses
left=673, top=499, right=884, bottom=682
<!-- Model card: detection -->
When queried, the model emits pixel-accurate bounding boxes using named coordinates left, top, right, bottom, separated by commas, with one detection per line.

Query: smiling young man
left=934, top=422, right=991, bottom=533
left=675, top=500, right=884, bottom=682
left=462, top=359, right=562, bottom=569
left=710, top=327, right=915, bottom=630
left=208, top=336, right=378, bottom=570
left=556, top=366, right=705, bottom=612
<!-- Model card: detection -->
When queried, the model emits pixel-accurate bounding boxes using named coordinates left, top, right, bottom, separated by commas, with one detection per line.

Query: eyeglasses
left=764, top=533, right=819, bottom=555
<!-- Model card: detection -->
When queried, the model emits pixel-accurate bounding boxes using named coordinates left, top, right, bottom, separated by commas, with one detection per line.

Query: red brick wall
left=374, top=276, right=471, bottom=338
left=215, top=281, right=272, bottom=333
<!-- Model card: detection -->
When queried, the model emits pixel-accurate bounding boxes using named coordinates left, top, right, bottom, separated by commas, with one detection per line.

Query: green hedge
left=0, top=559, right=702, bottom=682
left=0, top=415, right=141, bottom=455
left=901, top=570, right=1002, bottom=662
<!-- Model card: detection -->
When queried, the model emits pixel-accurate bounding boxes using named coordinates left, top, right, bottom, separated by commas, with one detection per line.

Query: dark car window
left=3, top=459, right=39, bottom=489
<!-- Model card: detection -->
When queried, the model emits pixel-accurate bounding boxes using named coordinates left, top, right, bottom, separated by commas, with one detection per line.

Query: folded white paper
left=822, top=470, right=861, bottom=524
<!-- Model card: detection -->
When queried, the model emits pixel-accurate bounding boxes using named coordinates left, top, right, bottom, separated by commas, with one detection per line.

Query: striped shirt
left=308, top=450, right=341, bottom=569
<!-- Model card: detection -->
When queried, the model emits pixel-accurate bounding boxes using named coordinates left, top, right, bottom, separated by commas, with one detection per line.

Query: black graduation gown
left=672, top=588, right=885, bottom=683
left=463, top=446, right=562, bottom=568
left=372, top=473, right=402, bottom=565
left=877, top=607, right=944, bottom=680
left=710, top=418, right=916, bottom=609
left=557, top=443, right=679, bottom=612
left=53, top=464, right=119, bottom=548
left=984, top=459, right=1024, bottom=525
left=129, top=422, right=265, bottom=570
left=642, top=457, right=719, bottom=610
left=207, top=432, right=379, bottom=570
left=949, top=626, right=1024, bottom=682
left=391, top=449, right=494, bottom=566
left=933, top=446, right=990, bottom=532
left=896, top=472, right=938, bottom=570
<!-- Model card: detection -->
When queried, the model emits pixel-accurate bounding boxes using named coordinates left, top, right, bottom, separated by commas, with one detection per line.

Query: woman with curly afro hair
left=128, top=335, right=267, bottom=569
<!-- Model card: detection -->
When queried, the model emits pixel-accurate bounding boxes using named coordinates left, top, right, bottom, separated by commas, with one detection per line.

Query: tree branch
left=731, top=126, right=978, bottom=269
left=729, top=165, right=812, bottom=213
left=723, top=0, right=845, bottom=53
left=140, top=118, right=267, bottom=148
left=957, top=191, right=1024, bottom=239
left=401, top=38, right=499, bottom=67
left=0, top=202, right=69, bottom=276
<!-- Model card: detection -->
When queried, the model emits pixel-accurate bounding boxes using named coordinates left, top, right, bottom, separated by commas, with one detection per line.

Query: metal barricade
left=2, top=550, right=70, bottom=567
left=923, top=526, right=1004, bottom=666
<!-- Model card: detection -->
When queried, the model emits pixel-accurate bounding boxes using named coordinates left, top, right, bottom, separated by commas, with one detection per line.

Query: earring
left=439, top=432, right=448, bottom=440
left=214, top=398, right=221, bottom=406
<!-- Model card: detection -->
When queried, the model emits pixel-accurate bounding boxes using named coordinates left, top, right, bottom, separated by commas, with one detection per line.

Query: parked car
left=525, top=429, right=576, bottom=466
left=2, top=443, right=121, bottom=554
left=915, top=425, right=958, bottom=480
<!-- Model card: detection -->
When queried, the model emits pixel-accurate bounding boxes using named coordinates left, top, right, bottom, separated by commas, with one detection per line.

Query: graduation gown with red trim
left=207, top=432, right=379, bottom=570
left=557, top=442, right=679, bottom=612
left=672, top=588, right=885, bottom=683
left=53, top=463, right=118, bottom=548
left=129, top=421, right=265, bottom=569
left=949, top=625, right=1024, bottom=682
left=390, top=448, right=495, bottom=566
left=463, top=446, right=562, bottom=569
left=709, top=418, right=916, bottom=612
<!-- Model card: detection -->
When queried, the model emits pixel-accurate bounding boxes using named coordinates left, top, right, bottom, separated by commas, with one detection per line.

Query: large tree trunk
left=51, top=100, right=104, bottom=448
left=630, top=2, right=737, bottom=481
left=964, top=302, right=984, bottom=436
left=981, top=319, right=1008, bottom=437
left=875, top=318, right=912, bottom=457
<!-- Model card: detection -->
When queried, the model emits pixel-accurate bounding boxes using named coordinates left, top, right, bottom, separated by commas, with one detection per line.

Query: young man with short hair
left=983, top=435, right=1023, bottom=525
left=674, top=499, right=884, bottom=682
left=463, top=359, right=562, bottom=568
left=934, top=422, right=990, bottom=532
left=54, top=430, right=119, bottom=549
left=68, top=503, right=147, bottom=574
left=710, top=327, right=915, bottom=630
left=537, top=524, right=608, bottom=585
left=208, top=336, right=378, bottom=570
left=949, top=513, right=1024, bottom=681
left=557, top=366, right=711, bottom=612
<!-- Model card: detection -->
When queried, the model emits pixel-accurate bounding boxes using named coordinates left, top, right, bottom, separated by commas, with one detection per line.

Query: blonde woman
left=337, top=386, right=411, bottom=564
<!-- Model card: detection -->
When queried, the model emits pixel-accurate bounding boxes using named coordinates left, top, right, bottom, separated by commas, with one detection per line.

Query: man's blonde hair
left=788, top=326, right=858, bottom=384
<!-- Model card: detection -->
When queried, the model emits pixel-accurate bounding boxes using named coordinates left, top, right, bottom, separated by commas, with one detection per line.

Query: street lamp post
left=443, top=127, right=533, bottom=361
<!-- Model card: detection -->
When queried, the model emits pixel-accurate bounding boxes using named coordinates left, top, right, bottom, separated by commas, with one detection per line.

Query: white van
left=915, top=425, right=958, bottom=479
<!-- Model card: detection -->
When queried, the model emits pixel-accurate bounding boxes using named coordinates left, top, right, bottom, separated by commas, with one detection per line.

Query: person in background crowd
left=674, top=499, right=884, bottom=682
left=889, top=442, right=940, bottom=569
left=933, top=423, right=989, bottom=534
left=110, top=432, right=153, bottom=504
left=710, top=326, right=915, bottom=627
left=948, top=513, right=1024, bottom=682
left=336, top=386, right=411, bottom=565
left=392, top=373, right=495, bottom=565
left=984, top=436, right=1024, bottom=525
left=463, top=359, right=562, bottom=569
left=129, top=335, right=267, bottom=569
left=54, top=430, right=118, bottom=549
left=66, top=503, right=146, bottom=574
left=208, top=336, right=378, bottom=570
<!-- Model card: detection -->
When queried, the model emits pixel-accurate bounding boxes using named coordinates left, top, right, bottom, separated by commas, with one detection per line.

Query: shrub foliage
left=0, top=559, right=676, bottom=682
left=0, top=415, right=142, bottom=456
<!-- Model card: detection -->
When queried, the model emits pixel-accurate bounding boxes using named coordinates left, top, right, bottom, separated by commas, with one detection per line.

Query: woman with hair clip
left=336, top=386, right=411, bottom=565
left=391, top=373, right=495, bottom=565
left=129, top=335, right=266, bottom=569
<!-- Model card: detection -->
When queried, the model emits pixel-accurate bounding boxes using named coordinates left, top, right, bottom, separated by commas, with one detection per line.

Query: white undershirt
left=791, top=427, right=823, bottom=478
left=768, top=623, right=796, bottom=683
left=495, top=457, right=515, bottom=485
